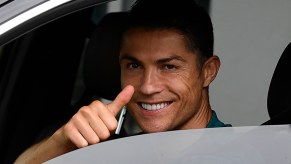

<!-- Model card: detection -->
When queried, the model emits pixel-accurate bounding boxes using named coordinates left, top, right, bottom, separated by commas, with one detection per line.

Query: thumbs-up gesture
left=57, top=85, right=134, bottom=148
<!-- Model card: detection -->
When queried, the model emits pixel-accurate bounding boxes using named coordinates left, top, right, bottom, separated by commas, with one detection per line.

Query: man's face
left=119, top=28, right=209, bottom=133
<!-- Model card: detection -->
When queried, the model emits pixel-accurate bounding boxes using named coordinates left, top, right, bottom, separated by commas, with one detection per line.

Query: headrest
left=83, top=12, right=129, bottom=100
left=267, top=42, right=291, bottom=118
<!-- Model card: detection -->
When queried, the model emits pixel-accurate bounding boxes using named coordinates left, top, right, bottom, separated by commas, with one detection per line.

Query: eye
left=164, top=64, right=176, bottom=70
left=128, top=62, right=140, bottom=69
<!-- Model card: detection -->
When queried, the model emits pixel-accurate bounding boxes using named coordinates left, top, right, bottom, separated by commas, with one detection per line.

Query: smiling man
left=119, top=0, right=231, bottom=133
left=15, top=0, right=230, bottom=163
left=120, top=28, right=216, bottom=133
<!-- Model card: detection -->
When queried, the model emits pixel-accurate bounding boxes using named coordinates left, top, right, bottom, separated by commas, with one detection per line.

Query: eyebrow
left=156, top=55, right=186, bottom=64
left=119, top=54, right=186, bottom=64
left=119, top=54, right=140, bottom=63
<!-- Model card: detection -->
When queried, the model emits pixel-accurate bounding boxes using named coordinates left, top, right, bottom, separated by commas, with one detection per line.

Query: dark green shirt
left=125, top=110, right=231, bottom=138
left=206, top=110, right=231, bottom=128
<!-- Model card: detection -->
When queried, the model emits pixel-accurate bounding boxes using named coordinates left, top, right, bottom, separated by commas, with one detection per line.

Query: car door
left=0, top=0, right=111, bottom=163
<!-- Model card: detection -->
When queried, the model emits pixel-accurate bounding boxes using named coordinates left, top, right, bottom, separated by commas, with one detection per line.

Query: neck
left=179, top=91, right=213, bottom=130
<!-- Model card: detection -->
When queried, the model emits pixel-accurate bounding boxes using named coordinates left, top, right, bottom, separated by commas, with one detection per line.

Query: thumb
left=107, top=85, right=134, bottom=116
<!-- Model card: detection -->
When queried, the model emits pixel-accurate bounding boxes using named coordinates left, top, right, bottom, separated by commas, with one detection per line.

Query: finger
left=96, top=107, right=118, bottom=132
left=107, top=85, right=134, bottom=116
left=70, top=114, right=100, bottom=146
left=74, top=121, right=100, bottom=145
left=63, top=123, right=89, bottom=148
left=88, top=116, right=111, bottom=141
left=88, top=100, right=118, bottom=131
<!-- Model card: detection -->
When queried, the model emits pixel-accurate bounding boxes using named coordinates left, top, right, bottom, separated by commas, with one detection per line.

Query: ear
left=202, top=55, right=221, bottom=87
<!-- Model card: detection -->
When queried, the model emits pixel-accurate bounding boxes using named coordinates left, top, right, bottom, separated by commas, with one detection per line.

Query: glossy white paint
left=0, top=0, right=72, bottom=36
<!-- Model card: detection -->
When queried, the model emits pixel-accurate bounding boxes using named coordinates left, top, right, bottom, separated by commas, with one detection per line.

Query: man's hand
left=14, top=86, right=134, bottom=164
left=57, top=85, right=134, bottom=148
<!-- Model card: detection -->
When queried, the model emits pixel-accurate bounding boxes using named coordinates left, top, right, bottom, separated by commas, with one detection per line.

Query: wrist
left=50, top=127, right=77, bottom=153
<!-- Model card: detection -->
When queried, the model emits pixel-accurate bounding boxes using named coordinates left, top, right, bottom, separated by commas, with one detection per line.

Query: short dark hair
left=126, top=0, right=214, bottom=65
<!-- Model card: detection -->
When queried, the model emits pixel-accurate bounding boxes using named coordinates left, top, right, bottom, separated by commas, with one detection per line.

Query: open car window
left=0, top=0, right=290, bottom=163
left=0, top=1, right=128, bottom=163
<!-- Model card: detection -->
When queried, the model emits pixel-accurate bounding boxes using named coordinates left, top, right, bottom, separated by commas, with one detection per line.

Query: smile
left=140, top=102, right=172, bottom=111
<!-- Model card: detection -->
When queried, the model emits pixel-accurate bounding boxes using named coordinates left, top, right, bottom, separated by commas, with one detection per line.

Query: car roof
left=0, top=0, right=111, bottom=46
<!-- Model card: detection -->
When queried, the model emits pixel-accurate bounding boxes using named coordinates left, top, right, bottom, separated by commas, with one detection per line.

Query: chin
left=139, top=123, right=170, bottom=133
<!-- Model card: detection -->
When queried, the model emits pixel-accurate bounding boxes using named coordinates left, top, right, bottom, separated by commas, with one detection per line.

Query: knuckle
left=91, top=100, right=104, bottom=108
left=63, top=123, right=73, bottom=133
left=71, top=113, right=82, bottom=123
left=79, top=106, right=92, bottom=116
left=63, top=124, right=77, bottom=140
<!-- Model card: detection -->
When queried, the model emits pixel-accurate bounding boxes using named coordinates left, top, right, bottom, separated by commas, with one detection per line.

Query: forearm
left=14, top=86, right=134, bottom=164
left=14, top=129, right=76, bottom=164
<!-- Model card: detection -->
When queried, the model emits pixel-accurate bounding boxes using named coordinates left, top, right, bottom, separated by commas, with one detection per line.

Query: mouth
left=139, top=101, right=172, bottom=111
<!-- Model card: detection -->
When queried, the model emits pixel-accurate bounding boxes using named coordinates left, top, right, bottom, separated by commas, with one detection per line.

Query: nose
left=139, top=68, right=163, bottom=95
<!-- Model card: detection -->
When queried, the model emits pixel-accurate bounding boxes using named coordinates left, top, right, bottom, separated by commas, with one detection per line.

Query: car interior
left=262, top=42, right=291, bottom=125
left=0, top=5, right=102, bottom=163
left=0, top=1, right=290, bottom=163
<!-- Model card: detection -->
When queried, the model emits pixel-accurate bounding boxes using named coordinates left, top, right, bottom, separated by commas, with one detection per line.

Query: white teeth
left=141, top=102, right=169, bottom=110
left=157, top=104, right=161, bottom=109
left=146, top=104, right=151, bottom=110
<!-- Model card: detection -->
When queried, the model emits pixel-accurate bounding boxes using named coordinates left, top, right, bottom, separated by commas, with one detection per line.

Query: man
left=15, top=0, right=230, bottom=163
